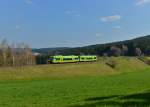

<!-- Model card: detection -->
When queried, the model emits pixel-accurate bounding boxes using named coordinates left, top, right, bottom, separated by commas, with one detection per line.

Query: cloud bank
left=101, top=15, right=121, bottom=22
left=136, top=0, right=150, bottom=6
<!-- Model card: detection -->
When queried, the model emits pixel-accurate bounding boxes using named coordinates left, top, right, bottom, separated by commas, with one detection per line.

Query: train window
left=55, top=58, right=60, bottom=60
left=63, top=58, right=72, bottom=60
left=75, top=58, right=79, bottom=60
left=87, top=58, right=92, bottom=60
left=49, top=57, right=53, bottom=60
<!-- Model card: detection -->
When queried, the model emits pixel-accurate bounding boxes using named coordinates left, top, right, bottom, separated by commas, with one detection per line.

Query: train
left=47, top=55, right=97, bottom=64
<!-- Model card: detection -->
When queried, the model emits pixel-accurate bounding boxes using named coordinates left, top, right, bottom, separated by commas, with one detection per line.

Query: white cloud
left=65, top=11, right=72, bottom=15
left=113, top=26, right=121, bottom=29
left=65, top=10, right=80, bottom=17
left=136, top=0, right=150, bottom=6
left=101, top=15, right=121, bottom=22
left=25, top=0, right=32, bottom=5
left=96, top=33, right=102, bottom=37
left=15, top=25, right=21, bottom=30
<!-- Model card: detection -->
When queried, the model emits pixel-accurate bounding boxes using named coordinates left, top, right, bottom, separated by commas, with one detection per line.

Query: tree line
left=42, top=44, right=143, bottom=57
left=35, top=44, right=143, bottom=64
left=0, top=39, right=35, bottom=67
left=104, top=45, right=142, bottom=57
left=37, top=35, right=150, bottom=57
left=33, top=35, right=150, bottom=64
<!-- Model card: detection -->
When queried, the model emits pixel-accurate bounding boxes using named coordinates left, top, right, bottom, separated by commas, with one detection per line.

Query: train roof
left=52, top=55, right=79, bottom=58
left=51, top=55, right=97, bottom=57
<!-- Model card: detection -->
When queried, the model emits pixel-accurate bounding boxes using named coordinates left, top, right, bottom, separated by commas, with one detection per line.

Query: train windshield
left=48, top=57, right=54, bottom=61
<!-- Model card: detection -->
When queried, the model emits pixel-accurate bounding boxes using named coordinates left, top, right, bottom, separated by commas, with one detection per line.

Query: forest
left=34, top=35, right=150, bottom=56
left=0, top=39, right=35, bottom=66
left=1, top=35, right=150, bottom=66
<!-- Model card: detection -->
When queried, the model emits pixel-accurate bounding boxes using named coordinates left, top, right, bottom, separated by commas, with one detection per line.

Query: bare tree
left=103, top=53, right=108, bottom=57
left=1, top=39, right=8, bottom=66
left=0, top=39, right=35, bottom=67
left=10, top=43, right=16, bottom=66
left=135, top=48, right=142, bottom=56
left=110, top=46, right=121, bottom=56
left=6, top=46, right=12, bottom=66
left=24, top=44, right=35, bottom=65
left=122, top=45, right=128, bottom=56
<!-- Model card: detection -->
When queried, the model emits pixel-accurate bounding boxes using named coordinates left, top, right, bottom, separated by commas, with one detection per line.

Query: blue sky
left=0, top=0, right=150, bottom=48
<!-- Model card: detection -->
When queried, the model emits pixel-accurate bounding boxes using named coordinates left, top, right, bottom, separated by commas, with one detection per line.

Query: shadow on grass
left=69, top=91, right=150, bottom=107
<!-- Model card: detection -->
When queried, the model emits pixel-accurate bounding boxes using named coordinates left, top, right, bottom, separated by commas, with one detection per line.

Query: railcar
left=48, top=55, right=97, bottom=64
left=79, top=55, right=97, bottom=62
left=48, top=55, right=79, bottom=64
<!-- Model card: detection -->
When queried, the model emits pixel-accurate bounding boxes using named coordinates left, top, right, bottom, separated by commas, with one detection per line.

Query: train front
left=47, top=56, right=54, bottom=64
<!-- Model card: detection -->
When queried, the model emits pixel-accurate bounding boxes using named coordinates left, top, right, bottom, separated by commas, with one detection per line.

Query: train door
left=60, top=56, right=63, bottom=63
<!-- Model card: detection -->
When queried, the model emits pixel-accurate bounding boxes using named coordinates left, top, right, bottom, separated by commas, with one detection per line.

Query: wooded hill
left=32, top=47, right=70, bottom=54
left=33, top=35, right=150, bottom=56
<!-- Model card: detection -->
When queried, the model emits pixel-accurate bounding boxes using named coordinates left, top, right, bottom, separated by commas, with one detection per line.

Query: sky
left=0, top=0, right=150, bottom=48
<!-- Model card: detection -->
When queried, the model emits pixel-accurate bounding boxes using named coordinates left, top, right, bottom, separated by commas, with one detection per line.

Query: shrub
left=106, top=59, right=118, bottom=68
left=146, top=60, right=150, bottom=65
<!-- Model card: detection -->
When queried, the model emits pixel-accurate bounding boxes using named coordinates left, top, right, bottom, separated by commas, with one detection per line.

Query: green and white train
left=48, top=55, right=97, bottom=64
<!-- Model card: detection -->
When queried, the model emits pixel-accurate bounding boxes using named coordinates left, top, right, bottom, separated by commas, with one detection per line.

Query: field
left=0, top=57, right=150, bottom=107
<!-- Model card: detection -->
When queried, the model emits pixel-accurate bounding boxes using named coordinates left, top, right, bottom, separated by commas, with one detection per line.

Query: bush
left=138, top=57, right=150, bottom=65
left=146, top=60, right=150, bottom=65
left=106, top=59, right=118, bottom=68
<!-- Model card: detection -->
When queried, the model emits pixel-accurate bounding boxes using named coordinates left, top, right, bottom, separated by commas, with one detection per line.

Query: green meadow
left=0, top=57, right=150, bottom=107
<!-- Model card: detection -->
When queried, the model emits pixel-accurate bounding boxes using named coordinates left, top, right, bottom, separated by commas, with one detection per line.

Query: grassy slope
left=0, top=57, right=147, bottom=81
left=0, top=57, right=150, bottom=107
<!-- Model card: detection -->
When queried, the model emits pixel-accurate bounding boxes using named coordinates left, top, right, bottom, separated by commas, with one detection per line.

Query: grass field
left=0, top=57, right=150, bottom=107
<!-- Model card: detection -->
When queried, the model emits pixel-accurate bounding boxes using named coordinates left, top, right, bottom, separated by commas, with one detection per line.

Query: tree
left=122, top=45, right=128, bottom=56
left=110, top=46, right=121, bottom=56
left=103, top=53, right=108, bottom=57
left=0, top=39, right=35, bottom=67
left=10, top=43, right=16, bottom=66
left=135, top=48, right=142, bottom=56
left=24, top=44, right=35, bottom=65
left=0, top=39, right=8, bottom=66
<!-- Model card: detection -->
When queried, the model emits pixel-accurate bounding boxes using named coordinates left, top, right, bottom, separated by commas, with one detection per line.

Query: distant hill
left=33, top=35, right=150, bottom=56
left=32, top=47, right=70, bottom=54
